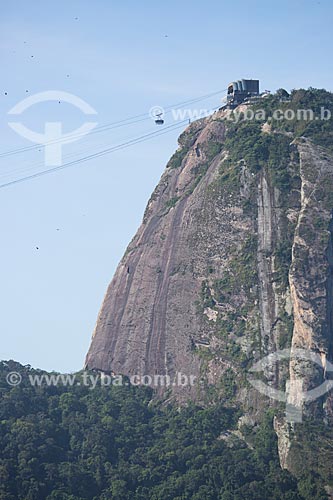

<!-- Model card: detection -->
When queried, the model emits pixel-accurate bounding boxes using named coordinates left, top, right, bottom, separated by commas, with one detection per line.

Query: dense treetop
left=0, top=361, right=327, bottom=500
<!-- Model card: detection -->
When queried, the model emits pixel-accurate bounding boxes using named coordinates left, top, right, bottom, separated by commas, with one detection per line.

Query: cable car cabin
left=155, top=113, right=164, bottom=125
left=226, top=79, right=259, bottom=108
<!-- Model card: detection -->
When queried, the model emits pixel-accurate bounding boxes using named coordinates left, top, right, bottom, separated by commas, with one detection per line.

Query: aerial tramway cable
left=0, top=88, right=227, bottom=159
left=0, top=118, right=194, bottom=189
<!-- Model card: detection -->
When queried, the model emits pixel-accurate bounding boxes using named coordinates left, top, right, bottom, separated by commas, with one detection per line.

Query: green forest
left=0, top=362, right=327, bottom=500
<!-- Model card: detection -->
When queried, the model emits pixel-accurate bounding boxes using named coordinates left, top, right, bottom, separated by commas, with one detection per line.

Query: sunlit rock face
left=86, top=93, right=333, bottom=432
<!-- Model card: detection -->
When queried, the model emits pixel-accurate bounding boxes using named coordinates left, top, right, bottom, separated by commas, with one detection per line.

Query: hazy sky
left=1, top=0, right=332, bottom=372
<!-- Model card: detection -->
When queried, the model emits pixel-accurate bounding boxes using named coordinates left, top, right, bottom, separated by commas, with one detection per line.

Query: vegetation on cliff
left=0, top=361, right=328, bottom=500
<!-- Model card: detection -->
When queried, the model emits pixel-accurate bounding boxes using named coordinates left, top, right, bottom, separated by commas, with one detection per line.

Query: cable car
left=155, top=112, right=164, bottom=125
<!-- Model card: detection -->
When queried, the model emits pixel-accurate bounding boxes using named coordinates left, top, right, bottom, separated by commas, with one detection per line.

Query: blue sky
left=1, top=0, right=332, bottom=372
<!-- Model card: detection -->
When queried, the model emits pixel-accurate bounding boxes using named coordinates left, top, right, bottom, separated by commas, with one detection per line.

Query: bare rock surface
left=85, top=107, right=333, bottom=427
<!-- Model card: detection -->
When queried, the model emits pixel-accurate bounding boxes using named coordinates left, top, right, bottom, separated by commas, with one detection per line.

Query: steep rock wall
left=85, top=116, right=229, bottom=397
left=287, top=140, right=333, bottom=418
left=85, top=108, right=333, bottom=426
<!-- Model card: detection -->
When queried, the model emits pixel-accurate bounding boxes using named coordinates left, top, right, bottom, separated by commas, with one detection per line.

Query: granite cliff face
left=85, top=117, right=231, bottom=392
left=85, top=89, right=333, bottom=478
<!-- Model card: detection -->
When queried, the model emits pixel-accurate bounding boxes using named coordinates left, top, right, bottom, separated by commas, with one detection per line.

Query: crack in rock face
left=85, top=102, right=333, bottom=473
